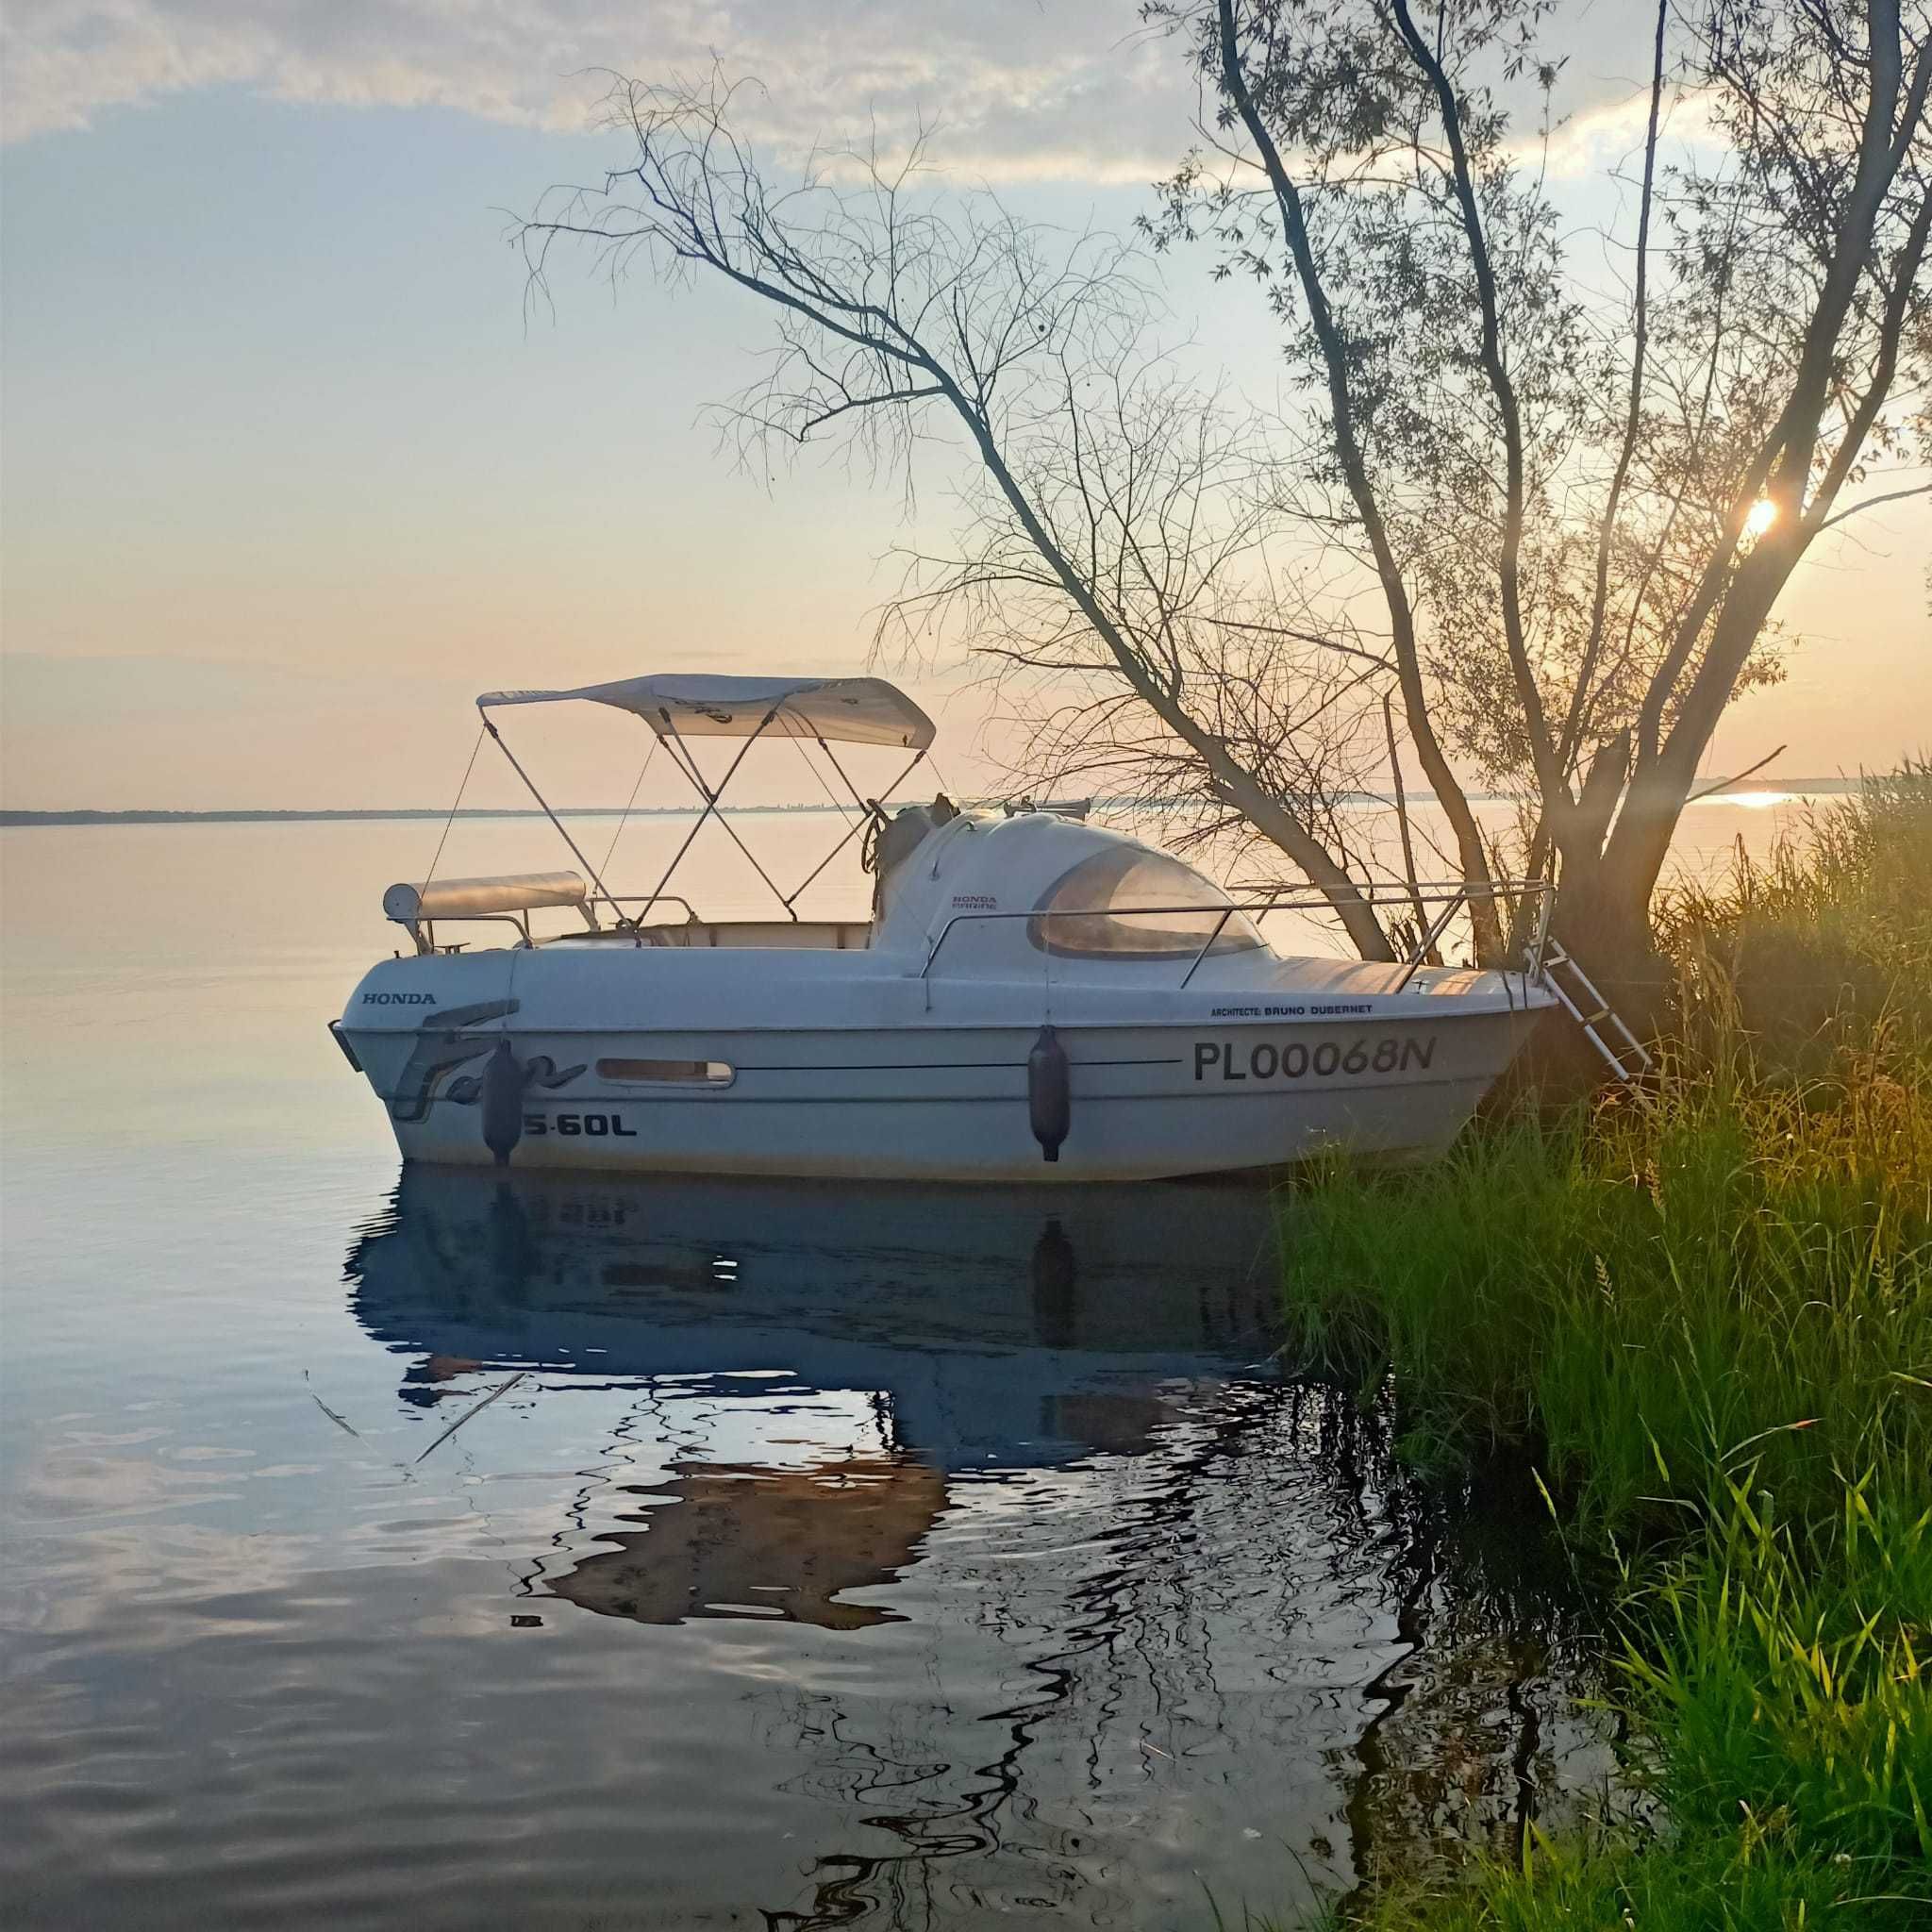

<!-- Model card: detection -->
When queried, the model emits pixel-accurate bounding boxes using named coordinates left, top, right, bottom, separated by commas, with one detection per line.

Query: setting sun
left=1744, top=497, right=1779, bottom=538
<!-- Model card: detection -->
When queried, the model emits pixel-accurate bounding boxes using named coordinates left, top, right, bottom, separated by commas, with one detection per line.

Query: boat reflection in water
left=343, top=1173, right=1609, bottom=1928
left=349, top=1169, right=1279, bottom=1462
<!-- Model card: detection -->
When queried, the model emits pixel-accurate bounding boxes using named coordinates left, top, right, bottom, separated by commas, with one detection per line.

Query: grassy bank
left=1284, top=767, right=1932, bottom=1928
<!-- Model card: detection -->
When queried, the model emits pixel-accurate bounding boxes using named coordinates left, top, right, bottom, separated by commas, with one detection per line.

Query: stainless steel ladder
left=1530, top=940, right=1654, bottom=1090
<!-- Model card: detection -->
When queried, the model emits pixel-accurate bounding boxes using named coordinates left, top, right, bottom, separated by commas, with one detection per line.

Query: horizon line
left=0, top=782, right=1858, bottom=827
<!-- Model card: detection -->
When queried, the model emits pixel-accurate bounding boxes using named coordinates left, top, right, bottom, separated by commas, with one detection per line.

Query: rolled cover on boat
left=382, top=872, right=589, bottom=923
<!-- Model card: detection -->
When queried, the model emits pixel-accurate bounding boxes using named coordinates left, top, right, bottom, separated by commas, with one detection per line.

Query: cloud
left=0, top=1, right=1712, bottom=191
left=0, top=1, right=1200, bottom=182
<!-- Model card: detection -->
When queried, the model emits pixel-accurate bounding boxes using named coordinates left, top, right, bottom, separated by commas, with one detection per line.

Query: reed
left=1277, top=764, right=1932, bottom=1926
left=1286, top=1053, right=1930, bottom=1534
left=1317, top=1479, right=1932, bottom=1932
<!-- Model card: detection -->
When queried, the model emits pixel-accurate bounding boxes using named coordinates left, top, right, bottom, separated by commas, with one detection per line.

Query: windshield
left=1026, top=848, right=1264, bottom=961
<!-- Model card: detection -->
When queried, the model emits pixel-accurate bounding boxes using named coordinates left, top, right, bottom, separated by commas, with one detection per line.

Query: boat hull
left=341, top=1007, right=1546, bottom=1182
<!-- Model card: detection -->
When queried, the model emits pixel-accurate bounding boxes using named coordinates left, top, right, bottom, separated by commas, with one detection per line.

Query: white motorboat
left=334, top=672, right=1557, bottom=1181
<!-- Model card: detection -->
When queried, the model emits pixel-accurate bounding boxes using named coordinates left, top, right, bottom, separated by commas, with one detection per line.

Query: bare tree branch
left=1814, top=478, right=1932, bottom=530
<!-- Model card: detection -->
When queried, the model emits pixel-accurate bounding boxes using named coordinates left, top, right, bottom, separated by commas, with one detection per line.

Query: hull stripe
left=407, top=1074, right=1485, bottom=1108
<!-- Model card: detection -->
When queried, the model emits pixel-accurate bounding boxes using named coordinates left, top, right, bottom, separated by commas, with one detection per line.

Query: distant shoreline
left=0, top=805, right=850, bottom=826
left=0, top=783, right=1857, bottom=827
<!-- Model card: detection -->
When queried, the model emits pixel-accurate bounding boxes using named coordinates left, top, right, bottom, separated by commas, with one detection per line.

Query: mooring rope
left=425, top=723, right=486, bottom=891
left=924, top=751, right=960, bottom=800
left=599, top=732, right=660, bottom=883
left=791, top=731, right=857, bottom=822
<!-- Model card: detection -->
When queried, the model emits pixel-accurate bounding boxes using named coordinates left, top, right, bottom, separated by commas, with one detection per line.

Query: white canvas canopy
left=478, top=674, right=935, bottom=751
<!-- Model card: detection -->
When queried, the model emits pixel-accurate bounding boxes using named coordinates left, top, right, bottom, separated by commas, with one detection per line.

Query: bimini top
left=476, top=674, right=934, bottom=751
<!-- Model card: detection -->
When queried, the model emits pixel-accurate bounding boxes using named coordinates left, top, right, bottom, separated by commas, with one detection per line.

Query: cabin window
left=1026, top=848, right=1263, bottom=961
left=596, top=1058, right=735, bottom=1086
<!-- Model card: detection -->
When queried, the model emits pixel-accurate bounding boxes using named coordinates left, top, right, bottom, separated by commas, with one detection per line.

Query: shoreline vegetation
left=1274, top=764, right=1931, bottom=1929
left=0, top=783, right=1863, bottom=828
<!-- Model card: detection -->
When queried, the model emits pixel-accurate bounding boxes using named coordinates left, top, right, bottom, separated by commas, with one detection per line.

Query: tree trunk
left=1548, top=858, right=1673, bottom=1040
left=1475, top=857, right=1671, bottom=1107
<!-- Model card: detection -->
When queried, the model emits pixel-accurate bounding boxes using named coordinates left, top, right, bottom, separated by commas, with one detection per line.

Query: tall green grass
left=1279, top=764, right=1932, bottom=1927
left=1657, top=758, right=1932, bottom=1069
left=1324, top=1480, right=1932, bottom=1932
left=1288, top=1055, right=1929, bottom=1535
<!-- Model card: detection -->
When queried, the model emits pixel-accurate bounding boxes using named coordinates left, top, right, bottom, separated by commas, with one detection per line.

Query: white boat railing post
left=1530, top=887, right=1555, bottom=977
left=1390, top=887, right=1471, bottom=995
left=1176, top=907, right=1237, bottom=991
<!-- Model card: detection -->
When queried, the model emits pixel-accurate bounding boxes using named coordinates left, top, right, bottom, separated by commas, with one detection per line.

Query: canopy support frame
left=645, top=708, right=799, bottom=923
left=813, top=736, right=879, bottom=819
left=475, top=687, right=937, bottom=935
left=477, top=711, right=607, bottom=930
left=781, top=745, right=927, bottom=908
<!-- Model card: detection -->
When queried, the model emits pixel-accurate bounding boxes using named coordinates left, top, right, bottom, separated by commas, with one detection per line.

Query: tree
left=518, top=0, right=1929, bottom=976
left=1146, top=0, right=1930, bottom=967
left=518, top=81, right=1406, bottom=958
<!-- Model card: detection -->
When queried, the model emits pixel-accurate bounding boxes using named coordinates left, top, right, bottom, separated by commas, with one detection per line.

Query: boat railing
left=918, top=877, right=1555, bottom=991
left=587, top=892, right=702, bottom=930
left=400, top=891, right=702, bottom=954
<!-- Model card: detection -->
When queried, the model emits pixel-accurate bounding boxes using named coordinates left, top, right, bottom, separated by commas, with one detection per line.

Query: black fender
left=1027, top=1024, right=1072, bottom=1163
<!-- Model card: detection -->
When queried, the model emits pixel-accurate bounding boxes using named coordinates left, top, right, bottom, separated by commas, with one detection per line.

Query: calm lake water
left=0, top=802, right=1815, bottom=1928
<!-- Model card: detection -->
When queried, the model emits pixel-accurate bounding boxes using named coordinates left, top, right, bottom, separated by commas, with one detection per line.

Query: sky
left=2, top=0, right=1925, bottom=812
